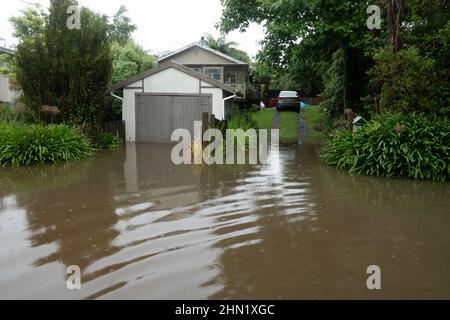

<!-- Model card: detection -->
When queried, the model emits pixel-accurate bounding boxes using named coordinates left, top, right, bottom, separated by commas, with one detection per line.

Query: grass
left=303, top=105, right=326, bottom=144
left=251, top=108, right=276, bottom=130
left=280, top=111, right=300, bottom=144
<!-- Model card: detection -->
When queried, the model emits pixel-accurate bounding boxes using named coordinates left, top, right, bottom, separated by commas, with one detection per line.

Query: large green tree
left=12, top=0, right=113, bottom=125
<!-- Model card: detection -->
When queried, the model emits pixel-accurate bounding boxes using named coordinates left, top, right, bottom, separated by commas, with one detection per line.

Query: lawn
left=303, top=105, right=326, bottom=144
left=251, top=108, right=276, bottom=130
left=279, top=111, right=300, bottom=144
left=250, top=107, right=325, bottom=144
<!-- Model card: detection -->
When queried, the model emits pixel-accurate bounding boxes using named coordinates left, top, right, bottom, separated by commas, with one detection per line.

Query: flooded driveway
left=0, top=143, right=449, bottom=299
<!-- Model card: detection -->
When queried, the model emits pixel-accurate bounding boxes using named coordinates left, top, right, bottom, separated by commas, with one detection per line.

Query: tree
left=204, top=33, right=251, bottom=63
left=108, top=5, right=137, bottom=46
left=12, top=0, right=113, bottom=125
left=110, top=41, right=157, bottom=115
left=111, top=41, right=156, bottom=83
left=321, top=49, right=346, bottom=118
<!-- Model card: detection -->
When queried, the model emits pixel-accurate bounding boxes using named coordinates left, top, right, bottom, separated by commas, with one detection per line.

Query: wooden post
left=344, top=108, right=355, bottom=132
left=210, top=114, right=215, bottom=129
left=348, top=113, right=354, bottom=132
left=202, top=112, right=209, bottom=148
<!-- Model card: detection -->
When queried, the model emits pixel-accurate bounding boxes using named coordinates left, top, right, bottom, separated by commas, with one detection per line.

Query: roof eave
left=158, top=43, right=247, bottom=65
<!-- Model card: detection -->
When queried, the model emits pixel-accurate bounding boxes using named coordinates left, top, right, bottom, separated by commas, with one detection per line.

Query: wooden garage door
left=135, top=93, right=212, bottom=143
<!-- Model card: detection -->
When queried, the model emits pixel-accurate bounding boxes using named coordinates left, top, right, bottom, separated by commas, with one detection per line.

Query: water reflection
left=0, top=143, right=449, bottom=299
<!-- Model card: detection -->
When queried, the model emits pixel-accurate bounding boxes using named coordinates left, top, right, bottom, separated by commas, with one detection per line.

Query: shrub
left=322, top=114, right=450, bottom=181
left=370, top=46, right=449, bottom=115
left=95, top=132, right=122, bottom=150
left=0, top=123, right=93, bottom=166
left=227, top=112, right=259, bottom=131
left=0, top=103, right=40, bottom=124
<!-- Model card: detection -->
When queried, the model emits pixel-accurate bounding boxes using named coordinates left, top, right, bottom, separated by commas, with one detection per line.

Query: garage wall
left=200, top=82, right=225, bottom=120
left=144, top=68, right=200, bottom=93
left=123, top=88, right=142, bottom=141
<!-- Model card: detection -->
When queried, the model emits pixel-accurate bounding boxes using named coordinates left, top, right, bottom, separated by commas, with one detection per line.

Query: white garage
left=111, top=60, right=236, bottom=142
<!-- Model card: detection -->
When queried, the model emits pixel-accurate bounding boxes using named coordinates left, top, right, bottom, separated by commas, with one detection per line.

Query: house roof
left=111, top=60, right=236, bottom=93
left=158, top=42, right=248, bottom=65
left=0, top=46, right=14, bottom=55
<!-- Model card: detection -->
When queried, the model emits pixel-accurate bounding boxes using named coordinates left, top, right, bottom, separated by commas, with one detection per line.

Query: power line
left=18, top=0, right=48, bottom=9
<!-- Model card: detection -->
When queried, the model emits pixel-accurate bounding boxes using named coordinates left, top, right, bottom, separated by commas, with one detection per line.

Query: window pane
left=204, top=68, right=222, bottom=81
left=225, top=72, right=238, bottom=84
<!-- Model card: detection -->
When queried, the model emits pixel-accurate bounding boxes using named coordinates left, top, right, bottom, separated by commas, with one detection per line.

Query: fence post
left=202, top=112, right=209, bottom=148
left=344, top=109, right=355, bottom=132
left=121, top=121, right=126, bottom=142
left=210, top=114, right=215, bottom=129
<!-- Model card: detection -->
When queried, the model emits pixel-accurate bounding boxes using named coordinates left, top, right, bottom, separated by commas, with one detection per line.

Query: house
left=0, top=46, right=18, bottom=103
left=111, top=39, right=249, bottom=143
left=158, top=38, right=250, bottom=100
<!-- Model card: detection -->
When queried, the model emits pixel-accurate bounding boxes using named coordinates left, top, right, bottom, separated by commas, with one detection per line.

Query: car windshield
left=279, top=91, right=298, bottom=97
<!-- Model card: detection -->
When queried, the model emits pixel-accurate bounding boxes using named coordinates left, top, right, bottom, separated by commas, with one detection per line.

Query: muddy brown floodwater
left=0, top=143, right=449, bottom=299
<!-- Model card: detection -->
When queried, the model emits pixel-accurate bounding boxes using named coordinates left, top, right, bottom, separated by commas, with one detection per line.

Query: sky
left=0, top=0, right=265, bottom=59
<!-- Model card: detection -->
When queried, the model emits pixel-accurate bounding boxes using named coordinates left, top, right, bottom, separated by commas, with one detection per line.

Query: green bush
left=0, top=123, right=93, bottom=167
left=371, top=46, right=449, bottom=115
left=95, top=132, right=122, bottom=150
left=0, top=104, right=40, bottom=124
left=227, top=112, right=259, bottom=131
left=322, top=114, right=450, bottom=181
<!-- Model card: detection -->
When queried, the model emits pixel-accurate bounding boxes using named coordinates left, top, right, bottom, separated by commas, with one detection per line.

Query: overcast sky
left=0, top=0, right=264, bottom=58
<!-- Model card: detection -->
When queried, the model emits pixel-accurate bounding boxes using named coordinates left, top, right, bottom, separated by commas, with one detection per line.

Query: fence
left=104, top=120, right=126, bottom=142
left=83, top=120, right=126, bottom=142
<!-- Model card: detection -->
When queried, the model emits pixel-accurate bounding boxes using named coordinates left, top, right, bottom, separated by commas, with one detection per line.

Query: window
left=204, top=67, right=222, bottom=81
left=224, top=72, right=238, bottom=84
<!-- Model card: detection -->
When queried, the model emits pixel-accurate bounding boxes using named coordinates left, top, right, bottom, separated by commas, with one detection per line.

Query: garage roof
left=111, top=60, right=236, bottom=93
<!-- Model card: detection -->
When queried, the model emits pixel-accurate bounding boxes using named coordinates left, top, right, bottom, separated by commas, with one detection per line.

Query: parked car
left=276, top=91, right=300, bottom=111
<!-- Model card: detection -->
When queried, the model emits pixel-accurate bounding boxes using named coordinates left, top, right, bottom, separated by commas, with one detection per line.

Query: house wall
left=167, top=47, right=235, bottom=65
left=122, top=67, right=226, bottom=142
left=0, top=62, right=18, bottom=103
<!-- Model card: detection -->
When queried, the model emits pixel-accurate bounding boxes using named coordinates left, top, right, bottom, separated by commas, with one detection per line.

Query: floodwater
left=0, top=143, right=449, bottom=299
